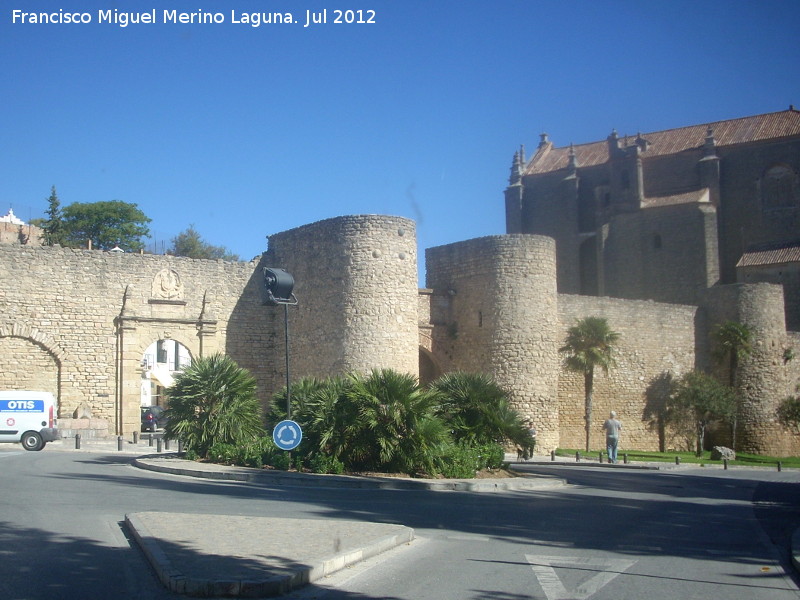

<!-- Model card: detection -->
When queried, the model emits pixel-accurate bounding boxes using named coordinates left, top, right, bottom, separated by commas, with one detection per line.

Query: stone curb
left=125, top=512, right=414, bottom=598
left=132, top=456, right=568, bottom=492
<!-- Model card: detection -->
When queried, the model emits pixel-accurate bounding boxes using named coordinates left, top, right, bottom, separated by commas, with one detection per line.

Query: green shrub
left=474, top=442, right=505, bottom=470
left=270, top=451, right=292, bottom=471
left=207, top=442, right=238, bottom=464
left=436, top=442, right=480, bottom=479
left=307, top=453, right=345, bottom=474
left=429, top=372, right=532, bottom=453
left=233, top=444, right=264, bottom=468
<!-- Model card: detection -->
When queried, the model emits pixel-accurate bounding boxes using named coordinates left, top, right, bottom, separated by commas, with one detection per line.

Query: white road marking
left=526, top=554, right=637, bottom=600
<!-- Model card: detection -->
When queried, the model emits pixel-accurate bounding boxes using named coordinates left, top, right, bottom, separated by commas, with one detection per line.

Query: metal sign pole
left=284, top=302, right=291, bottom=421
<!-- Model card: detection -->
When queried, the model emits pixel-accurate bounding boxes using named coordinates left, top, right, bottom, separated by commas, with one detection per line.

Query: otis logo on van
left=0, top=400, right=45, bottom=412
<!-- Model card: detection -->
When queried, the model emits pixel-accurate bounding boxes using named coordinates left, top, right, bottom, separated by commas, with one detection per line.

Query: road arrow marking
left=525, top=554, right=637, bottom=600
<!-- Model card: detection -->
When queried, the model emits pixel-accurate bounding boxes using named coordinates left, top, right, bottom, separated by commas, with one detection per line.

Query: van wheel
left=21, top=431, right=44, bottom=451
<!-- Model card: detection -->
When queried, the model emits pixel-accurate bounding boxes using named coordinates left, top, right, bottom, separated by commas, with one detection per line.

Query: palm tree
left=428, top=371, right=533, bottom=453
left=345, top=369, right=448, bottom=475
left=163, top=354, right=265, bottom=458
left=712, top=321, right=752, bottom=450
left=559, top=317, right=620, bottom=452
left=283, top=370, right=448, bottom=476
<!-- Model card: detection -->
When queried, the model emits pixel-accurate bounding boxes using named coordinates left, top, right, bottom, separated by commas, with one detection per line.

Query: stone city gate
left=113, top=283, right=222, bottom=434
left=0, top=245, right=267, bottom=437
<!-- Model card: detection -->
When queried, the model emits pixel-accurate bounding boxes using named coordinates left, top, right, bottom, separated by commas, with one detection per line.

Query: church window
left=761, top=164, right=799, bottom=210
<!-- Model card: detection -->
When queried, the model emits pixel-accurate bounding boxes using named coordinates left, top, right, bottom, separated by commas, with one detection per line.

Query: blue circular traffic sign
left=272, top=420, right=303, bottom=451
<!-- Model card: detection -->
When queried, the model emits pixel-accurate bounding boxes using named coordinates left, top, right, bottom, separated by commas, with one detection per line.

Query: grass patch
left=554, top=448, right=800, bottom=468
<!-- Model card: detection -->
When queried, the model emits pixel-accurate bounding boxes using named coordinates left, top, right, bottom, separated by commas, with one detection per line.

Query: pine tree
left=43, top=186, right=66, bottom=246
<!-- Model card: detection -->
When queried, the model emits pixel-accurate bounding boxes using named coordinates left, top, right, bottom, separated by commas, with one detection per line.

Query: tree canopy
left=169, top=225, right=239, bottom=261
left=667, top=370, right=736, bottom=455
left=61, top=200, right=151, bottom=251
left=163, top=354, right=264, bottom=458
left=777, top=394, right=800, bottom=434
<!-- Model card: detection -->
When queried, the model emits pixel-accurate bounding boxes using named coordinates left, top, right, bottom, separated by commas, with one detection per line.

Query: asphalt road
left=0, top=447, right=799, bottom=600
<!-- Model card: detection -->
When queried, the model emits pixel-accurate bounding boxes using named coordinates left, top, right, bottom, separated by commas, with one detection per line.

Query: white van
left=0, top=391, right=60, bottom=451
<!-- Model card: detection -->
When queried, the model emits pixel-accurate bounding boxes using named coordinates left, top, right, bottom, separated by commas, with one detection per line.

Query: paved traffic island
left=127, top=457, right=568, bottom=597
left=126, top=512, right=414, bottom=598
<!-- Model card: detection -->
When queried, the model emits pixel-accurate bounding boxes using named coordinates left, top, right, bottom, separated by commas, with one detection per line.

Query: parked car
left=141, top=405, right=167, bottom=432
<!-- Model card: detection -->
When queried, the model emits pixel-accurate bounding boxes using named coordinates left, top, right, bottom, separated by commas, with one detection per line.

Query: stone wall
left=557, top=294, right=699, bottom=452
left=0, top=221, right=42, bottom=245
left=426, top=235, right=561, bottom=451
left=602, top=202, right=719, bottom=305
left=702, top=283, right=795, bottom=455
left=0, top=244, right=268, bottom=434
left=0, top=218, right=797, bottom=455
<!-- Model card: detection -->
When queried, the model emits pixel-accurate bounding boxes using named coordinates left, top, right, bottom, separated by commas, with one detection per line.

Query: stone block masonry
left=0, top=216, right=420, bottom=436
left=0, top=244, right=267, bottom=434
left=265, top=216, right=419, bottom=380
left=427, top=235, right=560, bottom=452
left=0, top=215, right=797, bottom=454
left=557, top=295, right=698, bottom=452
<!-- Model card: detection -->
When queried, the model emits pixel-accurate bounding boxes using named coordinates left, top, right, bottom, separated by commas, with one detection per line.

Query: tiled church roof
left=737, top=240, right=800, bottom=268
left=524, top=108, right=800, bottom=175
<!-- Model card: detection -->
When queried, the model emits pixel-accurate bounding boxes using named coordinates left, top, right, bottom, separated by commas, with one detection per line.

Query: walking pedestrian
left=602, top=411, right=622, bottom=464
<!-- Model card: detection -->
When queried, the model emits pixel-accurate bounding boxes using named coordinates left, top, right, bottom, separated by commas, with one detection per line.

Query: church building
left=505, top=108, right=800, bottom=328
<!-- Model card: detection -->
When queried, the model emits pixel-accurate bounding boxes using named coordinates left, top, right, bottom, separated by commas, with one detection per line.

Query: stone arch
left=129, top=327, right=200, bottom=364
left=115, top=318, right=219, bottom=435
left=0, top=323, right=64, bottom=411
left=419, top=346, right=442, bottom=386
left=0, top=322, right=66, bottom=363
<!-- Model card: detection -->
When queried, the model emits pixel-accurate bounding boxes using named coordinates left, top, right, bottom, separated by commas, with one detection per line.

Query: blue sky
left=3, top=1, right=799, bottom=282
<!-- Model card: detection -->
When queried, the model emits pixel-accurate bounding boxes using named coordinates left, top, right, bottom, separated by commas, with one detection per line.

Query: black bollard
left=117, top=436, right=123, bottom=451
left=178, top=439, right=184, bottom=453
left=157, top=437, right=162, bottom=453
left=676, top=456, right=681, bottom=465
left=778, top=461, right=782, bottom=472
left=550, top=450, right=555, bottom=462
left=599, top=451, right=604, bottom=464
left=164, top=438, right=170, bottom=451
left=148, top=434, right=154, bottom=447
left=623, top=453, right=629, bottom=464
left=723, top=459, right=728, bottom=470
left=75, top=433, right=81, bottom=450
left=576, top=451, right=581, bottom=462
left=133, top=431, right=138, bottom=444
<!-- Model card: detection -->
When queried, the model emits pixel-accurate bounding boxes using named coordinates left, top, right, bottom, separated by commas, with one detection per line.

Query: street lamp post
left=263, top=268, right=298, bottom=419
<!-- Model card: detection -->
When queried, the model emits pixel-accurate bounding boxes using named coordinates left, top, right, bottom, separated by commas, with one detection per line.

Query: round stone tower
left=265, top=215, right=419, bottom=382
left=733, top=283, right=792, bottom=455
left=425, top=234, right=560, bottom=452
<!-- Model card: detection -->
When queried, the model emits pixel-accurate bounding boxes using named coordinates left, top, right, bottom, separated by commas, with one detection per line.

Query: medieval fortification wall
left=0, top=215, right=797, bottom=454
